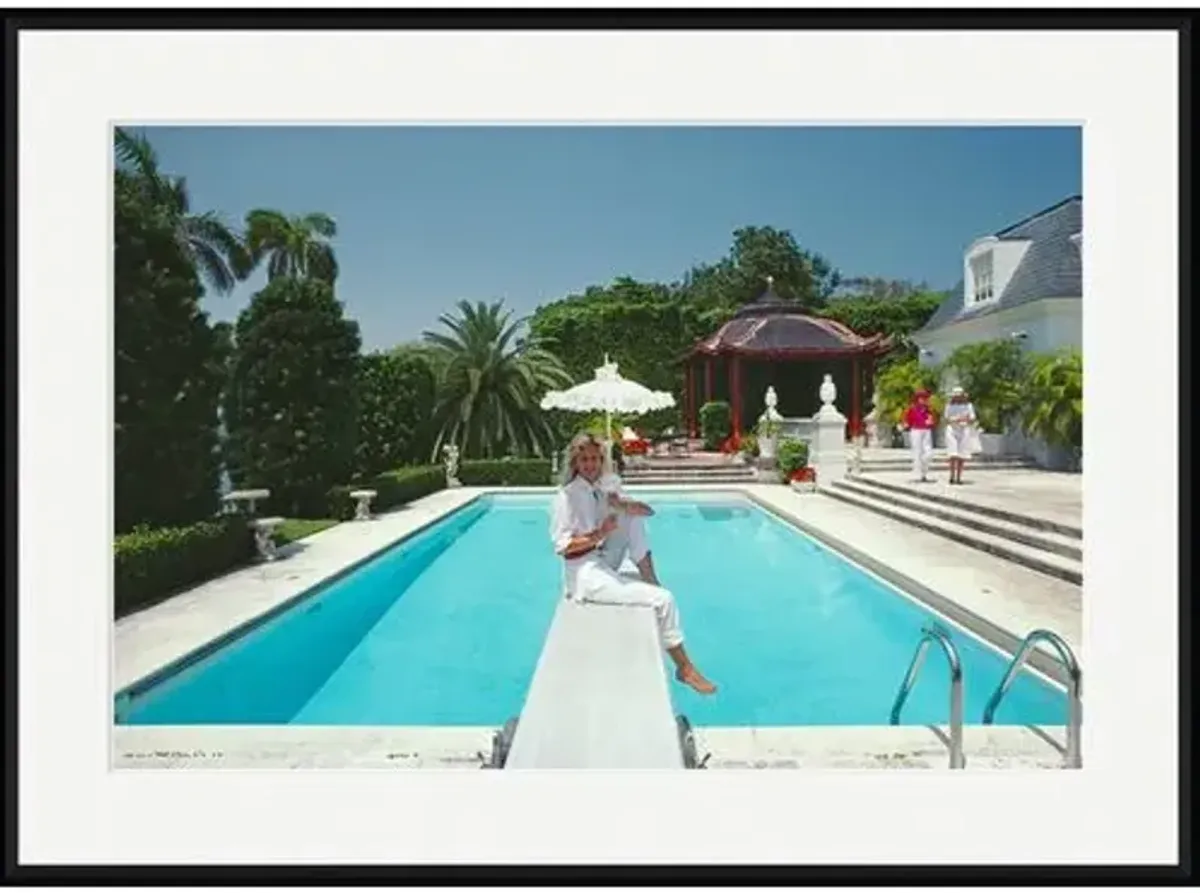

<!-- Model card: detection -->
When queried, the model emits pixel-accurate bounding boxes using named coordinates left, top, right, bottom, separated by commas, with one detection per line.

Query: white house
left=914, top=195, right=1082, bottom=362
left=912, top=195, right=1082, bottom=467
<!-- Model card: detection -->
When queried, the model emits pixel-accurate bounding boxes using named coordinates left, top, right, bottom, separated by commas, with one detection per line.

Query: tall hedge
left=355, top=351, right=436, bottom=477
left=114, top=171, right=227, bottom=532
left=223, top=277, right=362, bottom=518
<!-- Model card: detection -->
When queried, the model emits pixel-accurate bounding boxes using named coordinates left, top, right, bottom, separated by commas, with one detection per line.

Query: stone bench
left=505, top=598, right=683, bottom=769
left=349, top=489, right=378, bottom=521
left=249, top=516, right=286, bottom=561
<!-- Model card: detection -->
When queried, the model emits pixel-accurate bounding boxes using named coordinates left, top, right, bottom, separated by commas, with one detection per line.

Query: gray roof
left=919, top=196, right=1082, bottom=333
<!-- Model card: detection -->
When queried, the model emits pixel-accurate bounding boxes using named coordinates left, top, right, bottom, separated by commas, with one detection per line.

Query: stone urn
left=756, top=385, right=784, bottom=462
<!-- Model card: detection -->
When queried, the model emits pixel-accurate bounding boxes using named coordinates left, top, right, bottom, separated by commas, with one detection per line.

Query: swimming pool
left=116, top=491, right=1068, bottom=727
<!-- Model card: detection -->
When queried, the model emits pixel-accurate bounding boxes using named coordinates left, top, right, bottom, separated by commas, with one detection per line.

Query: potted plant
left=699, top=401, right=732, bottom=451
left=776, top=437, right=812, bottom=488
left=756, top=417, right=783, bottom=461
left=739, top=432, right=760, bottom=462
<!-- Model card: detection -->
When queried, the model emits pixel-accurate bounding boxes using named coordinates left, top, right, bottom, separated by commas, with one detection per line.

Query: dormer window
left=969, top=252, right=995, bottom=305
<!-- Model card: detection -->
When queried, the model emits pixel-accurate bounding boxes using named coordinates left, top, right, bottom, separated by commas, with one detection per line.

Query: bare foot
left=676, top=666, right=717, bottom=695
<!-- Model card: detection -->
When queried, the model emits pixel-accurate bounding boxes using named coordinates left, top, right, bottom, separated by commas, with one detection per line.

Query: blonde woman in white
left=943, top=386, right=980, bottom=485
left=549, top=433, right=716, bottom=695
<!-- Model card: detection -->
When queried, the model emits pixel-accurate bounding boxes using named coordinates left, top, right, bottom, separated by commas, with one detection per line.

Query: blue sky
left=143, top=125, right=1081, bottom=351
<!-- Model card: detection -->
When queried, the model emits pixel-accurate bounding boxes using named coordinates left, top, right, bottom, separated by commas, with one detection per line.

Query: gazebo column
left=730, top=355, right=742, bottom=438
left=850, top=354, right=862, bottom=439
left=704, top=356, right=713, bottom=405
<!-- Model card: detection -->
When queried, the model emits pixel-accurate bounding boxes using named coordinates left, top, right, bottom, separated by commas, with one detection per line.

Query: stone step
left=848, top=475, right=1083, bottom=540
left=830, top=479, right=1082, bottom=561
left=622, top=474, right=757, bottom=485
left=859, top=456, right=1036, bottom=472
left=820, top=485, right=1082, bottom=586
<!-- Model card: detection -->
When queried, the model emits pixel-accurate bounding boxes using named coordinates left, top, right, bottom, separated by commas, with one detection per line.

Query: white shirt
left=944, top=401, right=976, bottom=424
left=549, top=475, right=609, bottom=597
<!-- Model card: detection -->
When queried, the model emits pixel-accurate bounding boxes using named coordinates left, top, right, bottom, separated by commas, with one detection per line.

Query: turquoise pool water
left=116, top=492, right=1067, bottom=727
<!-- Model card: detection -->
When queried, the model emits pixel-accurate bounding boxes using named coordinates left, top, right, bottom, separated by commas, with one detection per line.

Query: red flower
left=789, top=467, right=815, bottom=483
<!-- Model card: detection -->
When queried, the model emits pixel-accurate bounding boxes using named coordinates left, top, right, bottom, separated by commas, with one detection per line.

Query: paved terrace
left=113, top=478, right=1082, bottom=770
left=855, top=466, right=1082, bottom=532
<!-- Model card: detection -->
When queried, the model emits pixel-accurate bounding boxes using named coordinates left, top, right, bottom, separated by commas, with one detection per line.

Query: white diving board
left=505, top=598, right=684, bottom=769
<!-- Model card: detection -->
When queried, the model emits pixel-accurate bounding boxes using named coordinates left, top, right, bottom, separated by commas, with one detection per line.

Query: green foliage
left=698, top=401, right=732, bottom=449
left=113, top=129, right=235, bottom=532
left=115, top=127, right=249, bottom=294
left=243, top=209, right=339, bottom=284
left=945, top=339, right=1030, bottom=433
left=874, top=359, right=945, bottom=427
left=776, top=438, right=810, bottom=477
left=327, top=466, right=445, bottom=521
left=424, top=300, right=573, bottom=460
left=114, top=517, right=254, bottom=617
left=355, top=351, right=436, bottom=477
left=819, top=291, right=946, bottom=367
left=1022, top=348, right=1083, bottom=451
left=224, top=277, right=363, bottom=518
left=459, top=458, right=554, bottom=486
left=683, top=227, right=840, bottom=311
left=528, top=276, right=718, bottom=404
left=739, top=432, right=760, bottom=459
left=756, top=416, right=783, bottom=438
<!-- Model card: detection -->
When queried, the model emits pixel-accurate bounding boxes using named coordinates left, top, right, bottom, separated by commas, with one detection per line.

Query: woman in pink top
left=900, top=388, right=936, bottom=482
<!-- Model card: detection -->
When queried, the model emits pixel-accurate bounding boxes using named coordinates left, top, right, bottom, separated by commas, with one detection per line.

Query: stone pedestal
left=810, top=374, right=847, bottom=488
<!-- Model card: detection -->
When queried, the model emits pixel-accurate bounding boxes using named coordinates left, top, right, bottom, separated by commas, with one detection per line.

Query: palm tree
left=114, top=127, right=248, bottom=293
left=423, top=300, right=574, bottom=460
left=243, top=209, right=339, bottom=284
left=1022, top=348, right=1083, bottom=458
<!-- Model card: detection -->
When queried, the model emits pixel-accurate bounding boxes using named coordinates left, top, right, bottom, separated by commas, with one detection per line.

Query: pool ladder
left=890, top=625, right=1083, bottom=770
left=891, top=624, right=966, bottom=768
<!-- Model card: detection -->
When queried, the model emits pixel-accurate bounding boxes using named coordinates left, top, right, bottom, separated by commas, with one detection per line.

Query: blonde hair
left=560, top=432, right=604, bottom=487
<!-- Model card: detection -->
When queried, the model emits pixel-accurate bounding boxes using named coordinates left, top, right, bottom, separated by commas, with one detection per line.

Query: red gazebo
left=681, top=278, right=892, bottom=441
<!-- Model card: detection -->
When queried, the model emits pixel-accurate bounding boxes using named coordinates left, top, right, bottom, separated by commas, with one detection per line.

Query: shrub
left=777, top=438, right=810, bottom=478
left=459, top=458, right=554, bottom=486
left=114, top=517, right=254, bottom=617
left=945, top=339, right=1030, bottom=433
left=223, top=276, right=362, bottom=518
left=1022, top=348, right=1083, bottom=453
left=327, top=465, right=445, bottom=521
left=699, top=401, right=731, bottom=450
left=874, top=359, right=945, bottom=427
left=739, top=432, right=760, bottom=459
left=355, top=350, right=436, bottom=477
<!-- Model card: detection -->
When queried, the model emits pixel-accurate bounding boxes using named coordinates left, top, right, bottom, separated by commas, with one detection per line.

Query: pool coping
left=110, top=723, right=1074, bottom=770
left=113, top=483, right=1080, bottom=769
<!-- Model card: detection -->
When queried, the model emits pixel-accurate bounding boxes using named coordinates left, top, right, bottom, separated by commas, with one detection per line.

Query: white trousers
left=598, top=512, right=650, bottom=569
left=574, top=513, right=681, bottom=650
left=910, top=428, right=933, bottom=478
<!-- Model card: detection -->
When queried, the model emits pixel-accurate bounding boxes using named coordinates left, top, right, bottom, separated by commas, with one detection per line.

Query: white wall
left=913, top=297, right=1080, bottom=366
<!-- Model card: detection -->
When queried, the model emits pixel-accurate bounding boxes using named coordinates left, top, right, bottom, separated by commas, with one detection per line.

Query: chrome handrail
left=983, top=629, right=1082, bottom=769
left=890, top=624, right=965, bottom=769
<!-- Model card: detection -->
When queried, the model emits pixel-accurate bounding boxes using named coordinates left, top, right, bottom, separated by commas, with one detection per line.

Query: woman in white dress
left=942, top=386, right=980, bottom=485
left=549, top=433, right=716, bottom=695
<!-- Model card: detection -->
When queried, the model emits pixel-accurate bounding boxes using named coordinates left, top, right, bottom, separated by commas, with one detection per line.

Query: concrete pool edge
left=111, top=723, right=1073, bottom=770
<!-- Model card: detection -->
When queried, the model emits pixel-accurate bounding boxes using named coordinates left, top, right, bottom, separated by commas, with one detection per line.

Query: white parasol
left=540, top=354, right=675, bottom=466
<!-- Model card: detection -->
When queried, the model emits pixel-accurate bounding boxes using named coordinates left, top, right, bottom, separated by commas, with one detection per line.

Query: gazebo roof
left=687, top=278, right=892, bottom=358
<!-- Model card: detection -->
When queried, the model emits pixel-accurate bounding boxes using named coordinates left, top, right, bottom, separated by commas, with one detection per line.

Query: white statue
left=442, top=443, right=461, bottom=487
left=757, top=386, right=785, bottom=463
left=819, top=374, right=837, bottom=409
